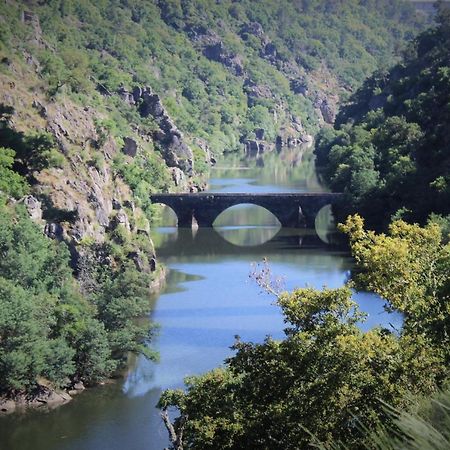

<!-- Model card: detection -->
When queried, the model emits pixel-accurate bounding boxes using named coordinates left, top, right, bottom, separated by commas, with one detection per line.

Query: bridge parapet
left=150, top=192, right=343, bottom=230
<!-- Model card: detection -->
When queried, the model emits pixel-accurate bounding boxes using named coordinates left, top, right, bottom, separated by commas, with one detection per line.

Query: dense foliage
left=0, top=197, right=157, bottom=393
left=0, top=114, right=158, bottom=393
left=158, top=215, right=450, bottom=449
left=315, top=4, right=450, bottom=229
left=0, top=0, right=424, bottom=156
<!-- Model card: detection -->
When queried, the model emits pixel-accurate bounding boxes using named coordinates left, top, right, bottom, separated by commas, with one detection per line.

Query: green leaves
left=159, top=217, right=450, bottom=448
left=0, top=200, right=156, bottom=392
left=316, top=9, right=450, bottom=230
left=0, top=147, right=29, bottom=198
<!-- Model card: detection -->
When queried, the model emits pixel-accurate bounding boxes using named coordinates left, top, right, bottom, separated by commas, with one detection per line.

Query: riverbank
left=0, top=265, right=168, bottom=416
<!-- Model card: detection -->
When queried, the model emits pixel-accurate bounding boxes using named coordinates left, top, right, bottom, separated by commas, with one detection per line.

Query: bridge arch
left=149, top=193, right=343, bottom=233
left=213, top=203, right=281, bottom=228
left=213, top=204, right=281, bottom=247
left=314, top=204, right=337, bottom=244
left=151, top=202, right=178, bottom=227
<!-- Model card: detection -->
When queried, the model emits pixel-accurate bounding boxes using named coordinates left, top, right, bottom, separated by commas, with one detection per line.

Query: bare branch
left=249, top=258, right=285, bottom=298
left=161, top=408, right=187, bottom=450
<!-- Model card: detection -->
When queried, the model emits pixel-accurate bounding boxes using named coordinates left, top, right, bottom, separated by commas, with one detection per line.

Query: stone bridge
left=149, top=192, right=343, bottom=228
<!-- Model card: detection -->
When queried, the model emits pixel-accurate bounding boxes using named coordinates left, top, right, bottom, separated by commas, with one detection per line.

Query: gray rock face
left=185, top=23, right=209, bottom=40
left=132, top=86, right=194, bottom=174
left=290, top=78, right=308, bottom=95
left=23, top=195, right=42, bottom=221
left=117, top=86, right=135, bottom=105
left=73, top=381, right=85, bottom=391
left=240, top=22, right=265, bottom=39
left=255, top=128, right=265, bottom=140
left=203, top=42, right=244, bottom=76
left=193, top=137, right=216, bottom=165
left=112, top=198, right=121, bottom=210
left=319, top=99, right=336, bottom=124
left=315, top=96, right=337, bottom=124
left=122, top=137, right=138, bottom=157
left=244, top=140, right=270, bottom=158
left=32, top=99, right=47, bottom=117
left=114, top=209, right=131, bottom=231
left=261, top=42, right=277, bottom=58
left=128, top=251, right=151, bottom=273
left=244, top=79, right=274, bottom=106
left=21, top=10, right=44, bottom=47
left=0, top=384, right=72, bottom=414
left=170, top=167, right=186, bottom=187
left=276, top=133, right=313, bottom=150
left=88, top=166, right=112, bottom=228
left=44, top=222, right=64, bottom=240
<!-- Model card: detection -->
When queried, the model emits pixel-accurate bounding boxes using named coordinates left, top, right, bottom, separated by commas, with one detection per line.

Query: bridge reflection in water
left=155, top=225, right=341, bottom=259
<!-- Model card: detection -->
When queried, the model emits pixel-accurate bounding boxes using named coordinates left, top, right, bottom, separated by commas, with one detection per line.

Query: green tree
left=339, top=214, right=450, bottom=379
left=0, top=147, right=29, bottom=198
left=159, top=217, right=450, bottom=449
left=316, top=4, right=450, bottom=229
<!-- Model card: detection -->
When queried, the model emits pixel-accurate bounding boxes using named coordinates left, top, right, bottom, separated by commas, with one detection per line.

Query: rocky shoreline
left=0, top=381, right=82, bottom=415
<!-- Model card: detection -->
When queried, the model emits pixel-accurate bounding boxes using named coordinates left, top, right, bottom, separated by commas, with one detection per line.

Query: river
left=0, top=148, right=401, bottom=450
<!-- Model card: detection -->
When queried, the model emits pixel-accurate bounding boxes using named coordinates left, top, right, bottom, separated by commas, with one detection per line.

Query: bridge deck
left=150, top=192, right=342, bottom=198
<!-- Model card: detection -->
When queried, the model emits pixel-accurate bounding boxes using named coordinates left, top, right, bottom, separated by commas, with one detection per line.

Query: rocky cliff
left=0, top=52, right=205, bottom=278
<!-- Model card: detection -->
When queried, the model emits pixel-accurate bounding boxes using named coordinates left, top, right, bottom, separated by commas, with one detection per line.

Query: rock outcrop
left=244, top=79, right=274, bottom=107
left=132, top=86, right=194, bottom=175
left=315, top=96, right=337, bottom=124
left=22, top=195, right=42, bottom=221
left=244, top=137, right=278, bottom=158
left=203, top=41, right=244, bottom=76
left=0, top=71, right=156, bottom=263
left=0, top=384, right=72, bottom=415
left=122, top=137, right=138, bottom=157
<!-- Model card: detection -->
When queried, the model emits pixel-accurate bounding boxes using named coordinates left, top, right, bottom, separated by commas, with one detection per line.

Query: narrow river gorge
left=0, top=148, right=402, bottom=450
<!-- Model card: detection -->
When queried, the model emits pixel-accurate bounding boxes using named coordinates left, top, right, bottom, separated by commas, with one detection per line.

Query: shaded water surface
left=0, top=149, right=401, bottom=450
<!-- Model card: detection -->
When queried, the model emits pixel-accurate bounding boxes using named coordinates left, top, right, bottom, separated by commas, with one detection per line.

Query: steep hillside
left=315, top=3, right=450, bottom=230
left=1, top=0, right=425, bottom=156
left=0, top=0, right=426, bottom=242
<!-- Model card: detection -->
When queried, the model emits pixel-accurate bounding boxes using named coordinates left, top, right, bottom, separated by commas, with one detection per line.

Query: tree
left=158, top=217, right=450, bottom=449
left=0, top=147, right=29, bottom=198
left=339, top=215, right=450, bottom=379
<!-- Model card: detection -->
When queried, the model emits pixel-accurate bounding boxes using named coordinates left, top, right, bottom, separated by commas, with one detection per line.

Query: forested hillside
left=315, top=3, right=450, bottom=230
left=1, top=0, right=424, bottom=158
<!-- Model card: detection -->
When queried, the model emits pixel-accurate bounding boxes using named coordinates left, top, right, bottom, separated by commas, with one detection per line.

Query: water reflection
left=156, top=227, right=332, bottom=258
left=210, top=146, right=323, bottom=193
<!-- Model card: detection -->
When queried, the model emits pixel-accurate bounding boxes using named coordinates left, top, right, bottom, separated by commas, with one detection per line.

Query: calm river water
left=0, top=149, right=401, bottom=450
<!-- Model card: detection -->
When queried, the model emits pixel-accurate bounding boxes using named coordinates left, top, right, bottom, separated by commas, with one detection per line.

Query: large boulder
left=132, top=87, right=194, bottom=174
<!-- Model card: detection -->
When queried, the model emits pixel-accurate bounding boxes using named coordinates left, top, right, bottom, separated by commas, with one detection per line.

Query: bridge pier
left=176, top=208, right=195, bottom=228
left=268, top=203, right=302, bottom=228
left=192, top=208, right=218, bottom=228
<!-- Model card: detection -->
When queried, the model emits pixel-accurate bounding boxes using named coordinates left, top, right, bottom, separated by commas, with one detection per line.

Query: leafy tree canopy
left=315, top=3, right=450, bottom=230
